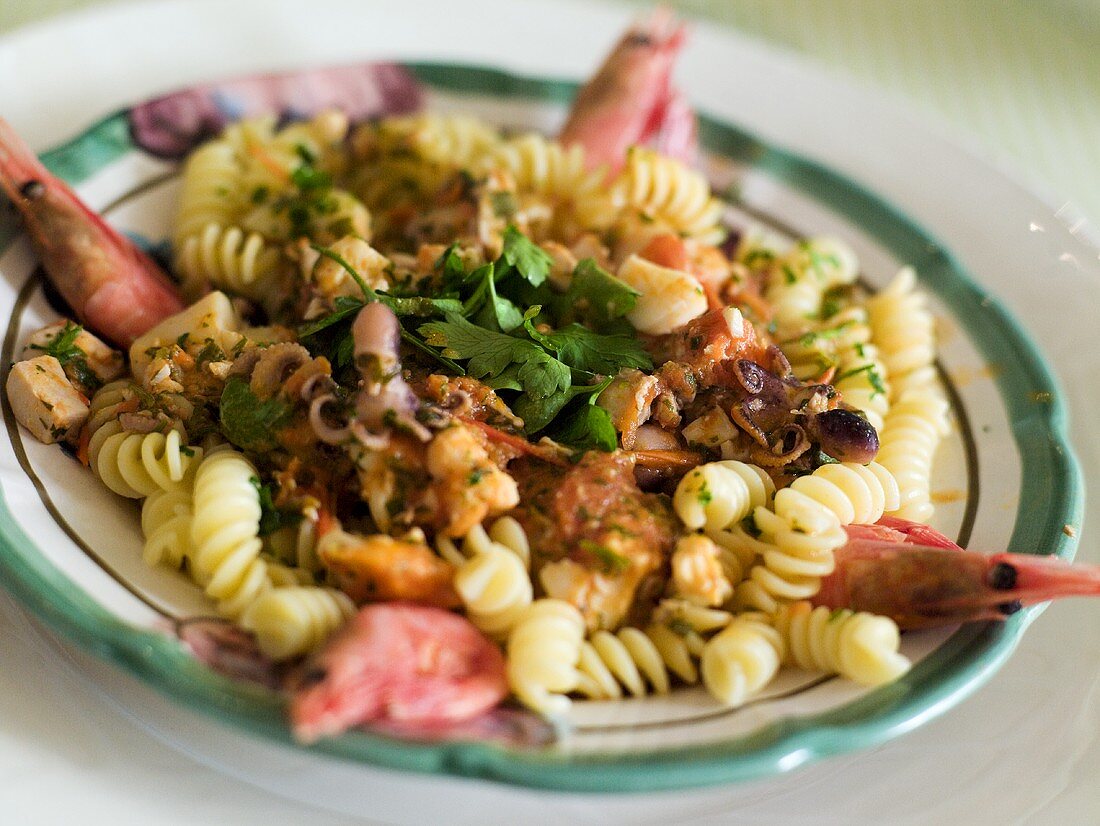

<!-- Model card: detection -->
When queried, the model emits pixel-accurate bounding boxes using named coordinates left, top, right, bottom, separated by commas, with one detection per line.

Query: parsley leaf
left=298, top=296, right=364, bottom=338
left=514, top=376, right=613, bottom=434
left=550, top=395, right=617, bottom=452
left=500, top=225, right=551, bottom=287
left=551, top=258, right=639, bottom=327
left=219, top=378, right=294, bottom=452
left=420, top=312, right=569, bottom=397
left=529, top=321, right=652, bottom=377
left=465, top=263, right=524, bottom=333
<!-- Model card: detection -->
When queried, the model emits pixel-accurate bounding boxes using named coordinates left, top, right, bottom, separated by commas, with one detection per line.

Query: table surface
left=0, top=1, right=1098, bottom=823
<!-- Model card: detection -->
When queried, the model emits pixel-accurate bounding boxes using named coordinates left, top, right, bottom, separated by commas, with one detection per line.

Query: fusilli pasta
left=701, top=614, right=784, bottom=706
left=611, top=146, right=724, bottom=243
left=773, top=601, right=910, bottom=686
left=506, top=599, right=585, bottom=716
left=240, top=585, right=356, bottom=661
left=189, top=448, right=269, bottom=619
left=89, top=422, right=201, bottom=499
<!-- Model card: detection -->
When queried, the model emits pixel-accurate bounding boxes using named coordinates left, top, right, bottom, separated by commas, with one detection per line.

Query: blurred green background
left=1, top=0, right=1098, bottom=227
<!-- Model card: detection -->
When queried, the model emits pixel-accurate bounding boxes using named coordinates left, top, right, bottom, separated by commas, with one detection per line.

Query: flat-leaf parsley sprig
left=299, top=226, right=652, bottom=448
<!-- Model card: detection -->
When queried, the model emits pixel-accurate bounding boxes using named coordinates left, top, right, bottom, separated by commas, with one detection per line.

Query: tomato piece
left=640, top=233, right=689, bottom=270
left=290, top=604, right=507, bottom=743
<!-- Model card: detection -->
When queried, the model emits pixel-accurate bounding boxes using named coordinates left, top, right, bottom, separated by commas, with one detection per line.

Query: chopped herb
left=606, top=523, right=638, bottom=538
left=195, top=338, right=227, bottom=365
left=740, top=515, right=761, bottom=539
left=420, top=311, right=571, bottom=399
left=219, top=378, right=294, bottom=452
left=696, top=480, right=712, bottom=507
left=522, top=317, right=651, bottom=377
left=820, top=286, right=848, bottom=320
left=801, top=242, right=842, bottom=278
left=490, top=191, right=518, bottom=218
left=833, top=363, right=887, bottom=397
left=667, top=618, right=694, bottom=636
left=795, top=321, right=854, bottom=348
left=550, top=395, right=617, bottom=451
left=248, top=476, right=302, bottom=537
left=742, top=247, right=776, bottom=268
left=578, top=538, right=629, bottom=574
left=29, top=321, right=101, bottom=392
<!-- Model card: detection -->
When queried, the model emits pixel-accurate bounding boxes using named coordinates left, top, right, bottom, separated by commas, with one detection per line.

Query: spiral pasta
left=738, top=462, right=899, bottom=610
left=700, top=614, right=784, bottom=707
left=780, top=305, right=892, bottom=430
left=189, top=448, right=269, bottom=618
left=89, top=421, right=202, bottom=499
left=766, top=237, right=859, bottom=339
left=85, top=380, right=138, bottom=437
left=506, top=599, right=585, bottom=716
left=439, top=517, right=532, bottom=638
left=265, top=517, right=322, bottom=576
left=264, top=557, right=318, bottom=587
left=575, top=627, right=672, bottom=699
left=173, top=111, right=362, bottom=306
left=488, top=134, right=589, bottom=199
left=865, top=268, right=947, bottom=521
left=659, top=598, right=734, bottom=676
left=774, top=601, right=910, bottom=687
left=173, top=142, right=243, bottom=245
left=240, top=586, right=356, bottom=661
left=175, top=222, right=285, bottom=302
left=829, top=307, right=891, bottom=432
left=867, top=267, right=938, bottom=399
left=141, top=488, right=193, bottom=569
left=672, top=460, right=775, bottom=533
left=875, top=389, right=950, bottom=522
left=611, top=146, right=724, bottom=243
left=485, top=133, right=608, bottom=228
left=352, top=113, right=500, bottom=214
left=379, top=113, right=500, bottom=170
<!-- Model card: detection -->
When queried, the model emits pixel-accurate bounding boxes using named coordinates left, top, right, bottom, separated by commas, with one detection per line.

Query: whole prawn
left=816, top=518, right=1097, bottom=630
left=0, top=118, right=185, bottom=348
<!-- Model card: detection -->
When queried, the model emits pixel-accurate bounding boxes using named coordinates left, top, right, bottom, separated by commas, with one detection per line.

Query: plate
left=0, top=3, right=1087, bottom=798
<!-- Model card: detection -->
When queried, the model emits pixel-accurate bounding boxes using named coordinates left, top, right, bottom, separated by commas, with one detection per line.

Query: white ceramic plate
left=0, top=0, right=1097, bottom=820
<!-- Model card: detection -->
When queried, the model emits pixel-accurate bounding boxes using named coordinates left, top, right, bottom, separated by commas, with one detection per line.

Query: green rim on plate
left=0, top=62, right=1083, bottom=792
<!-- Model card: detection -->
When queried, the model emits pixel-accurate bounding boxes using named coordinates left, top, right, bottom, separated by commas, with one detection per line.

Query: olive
left=813, top=408, right=879, bottom=464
